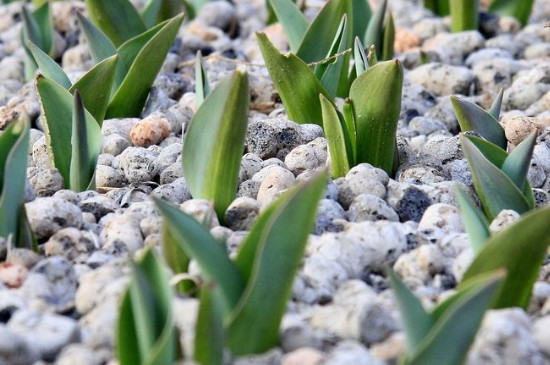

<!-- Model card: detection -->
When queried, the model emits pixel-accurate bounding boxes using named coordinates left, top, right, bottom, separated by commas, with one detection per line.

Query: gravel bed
left=1, top=0, right=550, bottom=364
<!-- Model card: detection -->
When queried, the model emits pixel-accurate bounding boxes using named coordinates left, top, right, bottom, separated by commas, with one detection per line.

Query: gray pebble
left=101, top=133, right=130, bottom=156
left=159, top=162, right=183, bottom=184
left=224, top=197, right=260, bottom=231
left=485, top=34, right=521, bottom=56
left=156, top=142, right=182, bottom=172
left=465, top=48, right=514, bottom=67
left=335, top=164, right=389, bottom=209
left=181, top=199, right=220, bottom=228
left=237, top=179, right=261, bottom=199
left=100, top=213, right=143, bottom=254
left=78, top=195, right=118, bottom=220
left=197, top=1, right=236, bottom=30
left=239, top=153, right=263, bottom=182
left=347, top=194, right=399, bottom=222
left=407, top=63, right=474, bottom=96
left=245, top=118, right=303, bottom=159
left=8, top=309, right=80, bottom=361
left=386, top=180, right=432, bottom=222
left=55, top=344, right=102, bottom=365
left=95, top=165, right=125, bottom=188
left=398, top=164, right=447, bottom=185
left=44, top=228, right=99, bottom=263
left=0, top=325, right=39, bottom=365
left=101, top=118, right=138, bottom=140
left=257, top=165, right=296, bottom=206
left=27, top=167, right=65, bottom=197
left=324, top=340, right=381, bottom=365
left=504, top=83, right=550, bottom=110
left=299, top=124, right=324, bottom=143
left=284, top=144, right=321, bottom=175
left=468, top=309, right=543, bottom=365
left=261, top=157, right=287, bottom=169
left=151, top=178, right=192, bottom=204
left=118, top=147, right=159, bottom=184
left=18, top=257, right=77, bottom=312
left=408, top=117, right=448, bottom=135
left=421, top=134, right=462, bottom=165
left=32, top=136, right=50, bottom=167
left=25, top=197, right=82, bottom=239
left=314, top=198, right=346, bottom=234
left=471, top=58, right=515, bottom=94
left=400, top=82, right=437, bottom=123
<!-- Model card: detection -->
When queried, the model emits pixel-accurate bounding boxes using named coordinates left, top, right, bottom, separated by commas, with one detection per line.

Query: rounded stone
left=25, top=197, right=83, bottom=239
left=130, top=116, right=171, bottom=147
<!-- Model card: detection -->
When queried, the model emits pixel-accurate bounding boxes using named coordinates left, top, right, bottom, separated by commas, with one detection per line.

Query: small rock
left=532, top=315, right=550, bottom=357
left=347, top=194, right=399, bottom=222
left=27, top=167, right=65, bottom=197
left=503, top=115, right=544, bottom=146
left=44, top=228, right=99, bottom=263
left=95, top=165, right=125, bottom=188
left=0, top=325, right=39, bottom=365
left=8, top=310, right=80, bottom=361
left=324, top=340, right=382, bottom=365
left=100, top=213, right=144, bottom=254
left=407, top=63, right=474, bottom=96
left=257, top=165, right=296, bottom=206
left=246, top=118, right=303, bottom=159
left=282, top=347, right=324, bottom=365
left=224, top=197, right=260, bottom=231
left=102, top=133, right=131, bottom=156
left=0, top=262, right=28, bottom=288
left=25, top=197, right=83, bottom=239
left=285, top=144, right=321, bottom=175
left=56, top=344, right=102, bottom=365
left=314, top=199, right=346, bottom=234
left=489, top=209, right=520, bottom=234
left=130, top=115, right=171, bottom=147
left=118, top=147, right=159, bottom=184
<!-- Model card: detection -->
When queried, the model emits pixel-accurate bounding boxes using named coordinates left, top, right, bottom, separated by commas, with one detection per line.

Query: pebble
left=256, top=165, right=296, bottom=206
left=314, top=199, right=346, bottom=234
left=468, top=309, right=543, bottom=364
left=0, top=324, right=39, bottom=365
left=8, top=309, right=80, bottom=361
left=130, top=115, right=171, bottom=147
left=284, top=144, right=321, bottom=175
left=224, top=197, right=260, bottom=231
left=100, top=213, right=143, bottom=254
left=118, top=147, right=160, bottom=184
left=27, top=167, right=65, bottom=197
left=101, top=133, right=131, bottom=156
left=347, top=194, right=399, bottom=222
left=95, top=165, right=125, bottom=188
left=44, top=228, right=99, bottom=263
left=281, top=347, right=324, bottom=365
left=0, top=262, right=28, bottom=288
left=407, top=63, right=474, bottom=96
left=245, top=118, right=303, bottom=159
left=25, top=197, right=83, bottom=239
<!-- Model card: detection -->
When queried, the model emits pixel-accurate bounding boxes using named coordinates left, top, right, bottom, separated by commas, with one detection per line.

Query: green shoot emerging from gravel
left=389, top=269, right=504, bottom=365
left=182, top=70, right=249, bottom=221
left=0, top=116, right=35, bottom=249
left=36, top=75, right=103, bottom=192
left=117, top=248, right=180, bottom=365
left=451, top=90, right=506, bottom=150
left=460, top=205, right=550, bottom=309
left=21, top=2, right=54, bottom=81
left=155, top=172, right=327, bottom=359
left=268, top=0, right=393, bottom=97
left=460, top=132, right=536, bottom=221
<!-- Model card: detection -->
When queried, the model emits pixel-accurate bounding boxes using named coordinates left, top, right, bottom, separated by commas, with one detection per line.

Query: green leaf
left=387, top=269, right=433, bottom=355
left=501, top=131, right=536, bottom=193
left=106, top=13, right=184, bottom=118
left=423, top=0, right=450, bottom=15
left=342, top=98, right=357, bottom=165
left=269, top=0, right=309, bottom=52
left=450, top=0, right=479, bottom=32
left=456, top=187, right=490, bottom=252
left=363, top=0, right=387, bottom=59
left=0, top=117, right=30, bottom=246
left=461, top=135, right=531, bottom=220
left=23, top=2, right=54, bottom=55
left=154, top=198, right=245, bottom=316
left=194, top=51, right=210, bottom=108
left=84, top=0, right=147, bottom=47
left=316, top=15, right=349, bottom=98
left=226, top=172, right=327, bottom=355
left=406, top=271, right=504, bottom=365
left=464, top=134, right=507, bottom=167
left=461, top=206, right=550, bottom=309
left=36, top=75, right=102, bottom=191
left=194, top=289, right=225, bottom=365
left=320, top=94, right=350, bottom=178
left=489, top=0, right=535, bottom=27
left=297, top=0, right=352, bottom=64
left=351, top=0, right=372, bottom=41
left=77, top=11, right=118, bottom=63
left=381, top=11, right=394, bottom=60
left=27, top=41, right=72, bottom=89
left=257, top=32, right=332, bottom=126
left=487, top=89, right=504, bottom=121
left=349, top=59, right=403, bottom=175
left=69, top=91, right=91, bottom=192
left=353, top=36, right=368, bottom=76
left=117, top=249, right=178, bottom=365
left=450, top=95, right=506, bottom=150
left=161, top=220, right=192, bottom=294
left=70, top=55, right=119, bottom=124
left=182, top=69, right=249, bottom=219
